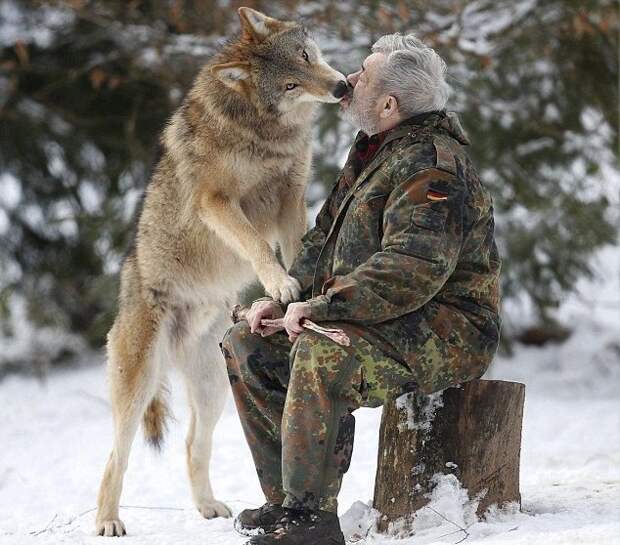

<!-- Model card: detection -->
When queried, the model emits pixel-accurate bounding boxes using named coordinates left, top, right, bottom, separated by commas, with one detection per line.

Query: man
left=221, top=33, right=501, bottom=545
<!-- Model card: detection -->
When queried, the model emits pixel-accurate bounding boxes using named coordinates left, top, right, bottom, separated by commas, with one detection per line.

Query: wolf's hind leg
left=178, top=328, right=232, bottom=519
left=95, top=303, right=164, bottom=536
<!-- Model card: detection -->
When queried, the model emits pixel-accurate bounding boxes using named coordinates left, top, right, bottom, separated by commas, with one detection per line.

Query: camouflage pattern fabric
left=221, top=320, right=416, bottom=513
left=288, top=110, right=501, bottom=394
left=222, top=111, right=502, bottom=515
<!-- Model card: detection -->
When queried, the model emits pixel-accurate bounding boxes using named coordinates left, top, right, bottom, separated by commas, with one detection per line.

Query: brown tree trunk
left=373, top=379, right=525, bottom=533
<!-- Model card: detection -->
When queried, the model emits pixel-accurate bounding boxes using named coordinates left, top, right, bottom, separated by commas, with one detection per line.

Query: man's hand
left=246, top=300, right=284, bottom=336
left=283, top=302, right=312, bottom=343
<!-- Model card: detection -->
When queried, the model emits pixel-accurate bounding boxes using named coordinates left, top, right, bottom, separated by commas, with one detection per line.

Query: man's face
left=340, top=52, right=386, bottom=135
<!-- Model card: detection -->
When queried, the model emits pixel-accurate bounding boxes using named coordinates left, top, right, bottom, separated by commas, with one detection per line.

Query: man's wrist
left=305, top=295, right=330, bottom=322
left=249, top=296, right=285, bottom=318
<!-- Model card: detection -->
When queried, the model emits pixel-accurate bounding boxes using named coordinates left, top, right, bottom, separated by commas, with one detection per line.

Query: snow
left=395, top=391, right=444, bottom=432
left=0, top=0, right=74, bottom=48
left=1, top=246, right=619, bottom=544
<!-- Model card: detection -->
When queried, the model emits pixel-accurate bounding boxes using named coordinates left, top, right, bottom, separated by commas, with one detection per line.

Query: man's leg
left=221, top=321, right=292, bottom=505
left=281, top=325, right=416, bottom=513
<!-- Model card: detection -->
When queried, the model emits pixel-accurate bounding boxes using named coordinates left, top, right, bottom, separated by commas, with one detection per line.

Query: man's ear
left=238, top=7, right=282, bottom=42
left=211, top=61, right=251, bottom=93
left=380, top=95, right=399, bottom=119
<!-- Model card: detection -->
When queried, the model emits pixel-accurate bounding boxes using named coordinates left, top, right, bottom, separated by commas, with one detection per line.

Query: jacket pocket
left=403, top=205, right=448, bottom=262
left=411, top=205, right=447, bottom=232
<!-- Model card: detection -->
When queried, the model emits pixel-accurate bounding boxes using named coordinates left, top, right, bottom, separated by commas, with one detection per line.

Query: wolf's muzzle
left=332, top=81, right=349, bottom=99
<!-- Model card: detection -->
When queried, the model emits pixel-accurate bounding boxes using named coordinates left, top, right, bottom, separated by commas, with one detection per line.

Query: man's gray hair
left=371, top=33, right=450, bottom=116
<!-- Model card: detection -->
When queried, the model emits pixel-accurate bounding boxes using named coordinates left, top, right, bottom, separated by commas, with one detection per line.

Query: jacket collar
left=355, top=109, right=470, bottom=150
left=352, top=112, right=444, bottom=182
left=335, top=111, right=469, bottom=214
left=353, top=110, right=433, bottom=146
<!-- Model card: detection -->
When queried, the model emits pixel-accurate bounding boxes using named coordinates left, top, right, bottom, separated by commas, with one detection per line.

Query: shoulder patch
left=433, top=135, right=463, bottom=175
left=400, top=168, right=459, bottom=205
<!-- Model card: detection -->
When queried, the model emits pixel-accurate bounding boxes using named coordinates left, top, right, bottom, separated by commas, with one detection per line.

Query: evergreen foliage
left=0, top=0, right=617, bottom=352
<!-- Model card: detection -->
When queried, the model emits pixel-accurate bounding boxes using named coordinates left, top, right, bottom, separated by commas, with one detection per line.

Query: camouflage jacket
left=288, top=111, right=502, bottom=393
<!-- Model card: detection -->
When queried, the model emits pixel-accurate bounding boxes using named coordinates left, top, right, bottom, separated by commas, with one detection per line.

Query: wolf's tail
left=142, top=385, right=170, bottom=450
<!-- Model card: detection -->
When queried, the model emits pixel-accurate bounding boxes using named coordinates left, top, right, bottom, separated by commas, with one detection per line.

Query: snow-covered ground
left=1, top=247, right=619, bottom=545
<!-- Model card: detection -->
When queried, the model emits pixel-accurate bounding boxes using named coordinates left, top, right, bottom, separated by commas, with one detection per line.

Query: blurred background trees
left=0, top=0, right=618, bottom=373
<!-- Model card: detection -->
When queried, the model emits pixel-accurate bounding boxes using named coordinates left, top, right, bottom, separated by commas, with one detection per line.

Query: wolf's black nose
left=333, top=81, right=349, bottom=99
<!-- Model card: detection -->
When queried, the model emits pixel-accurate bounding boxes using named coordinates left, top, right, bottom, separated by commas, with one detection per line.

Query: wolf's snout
left=332, top=81, right=349, bottom=99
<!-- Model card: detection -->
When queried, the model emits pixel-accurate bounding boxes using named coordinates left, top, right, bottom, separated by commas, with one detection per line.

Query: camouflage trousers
left=221, top=321, right=417, bottom=513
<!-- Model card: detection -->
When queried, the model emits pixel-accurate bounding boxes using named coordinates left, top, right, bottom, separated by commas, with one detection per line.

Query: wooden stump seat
left=373, top=379, right=526, bottom=532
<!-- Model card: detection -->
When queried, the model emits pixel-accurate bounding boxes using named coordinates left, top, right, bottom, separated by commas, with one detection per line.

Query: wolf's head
left=210, top=8, right=348, bottom=116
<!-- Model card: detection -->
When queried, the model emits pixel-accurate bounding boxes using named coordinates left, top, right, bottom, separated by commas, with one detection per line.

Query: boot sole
left=233, top=517, right=266, bottom=537
left=243, top=535, right=345, bottom=545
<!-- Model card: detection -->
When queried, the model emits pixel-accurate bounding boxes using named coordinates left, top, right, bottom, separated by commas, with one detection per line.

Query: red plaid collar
left=354, top=131, right=387, bottom=169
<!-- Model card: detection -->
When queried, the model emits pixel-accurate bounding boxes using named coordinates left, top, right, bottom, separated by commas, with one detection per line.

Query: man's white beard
left=342, top=91, right=381, bottom=136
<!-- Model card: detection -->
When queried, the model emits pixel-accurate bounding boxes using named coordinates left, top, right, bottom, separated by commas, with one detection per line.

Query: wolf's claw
left=258, top=264, right=301, bottom=304
left=197, top=499, right=232, bottom=519
left=96, top=518, right=126, bottom=537
left=270, top=275, right=301, bottom=305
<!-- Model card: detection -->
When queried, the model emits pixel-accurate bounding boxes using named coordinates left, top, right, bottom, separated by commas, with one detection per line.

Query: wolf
left=95, top=7, right=347, bottom=536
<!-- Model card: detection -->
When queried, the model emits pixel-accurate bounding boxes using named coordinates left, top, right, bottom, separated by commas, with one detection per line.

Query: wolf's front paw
left=197, top=499, right=232, bottom=519
left=272, top=275, right=301, bottom=304
left=258, top=265, right=301, bottom=304
left=268, top=276, right=301, bottom=305
left=96, top=518, right=126, bottom=537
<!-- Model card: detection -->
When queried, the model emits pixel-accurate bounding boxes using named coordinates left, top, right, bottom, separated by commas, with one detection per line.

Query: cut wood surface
left=373, top=379, right=525, bottom=533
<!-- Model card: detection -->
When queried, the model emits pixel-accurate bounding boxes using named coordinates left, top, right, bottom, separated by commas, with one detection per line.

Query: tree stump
left=373, top=379, right=525, bottom=532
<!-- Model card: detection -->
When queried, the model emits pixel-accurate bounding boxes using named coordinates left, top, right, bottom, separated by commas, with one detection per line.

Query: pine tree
left=0, top=0, right=617, bottom=362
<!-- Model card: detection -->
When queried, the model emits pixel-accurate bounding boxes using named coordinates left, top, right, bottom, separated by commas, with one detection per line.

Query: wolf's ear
left=238, top=7, right=282, bottom=42
left=211, top=61, right=251, bottom=93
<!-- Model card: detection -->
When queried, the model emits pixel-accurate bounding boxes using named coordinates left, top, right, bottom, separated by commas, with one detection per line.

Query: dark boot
left=245, top=508, right=345, bottom=545
left=234, top=503, right=289, bottom=536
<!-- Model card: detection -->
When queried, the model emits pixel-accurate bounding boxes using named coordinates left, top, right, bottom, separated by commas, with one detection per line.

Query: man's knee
left=222, top=321, right=287, bottom=387
left=220, top=321, right=255, bottom=375
left=291, top=330, right=325, bottom=365
left=221, top=320, right=252, bottom=353
left=291, top=331, right=350, bottom=390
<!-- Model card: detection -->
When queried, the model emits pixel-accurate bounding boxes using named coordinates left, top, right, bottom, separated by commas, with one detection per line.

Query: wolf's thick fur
left=95, top=7, right=346, bottom=536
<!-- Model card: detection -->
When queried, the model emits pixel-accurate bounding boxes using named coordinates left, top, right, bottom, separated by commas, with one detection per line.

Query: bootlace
left=273, top=509, right=319, bottom=532
left=259, top=502, right=278, bottom=515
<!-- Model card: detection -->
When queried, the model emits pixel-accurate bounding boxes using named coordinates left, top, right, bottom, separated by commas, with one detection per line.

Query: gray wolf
left=95, top=7, right=346, bottom=536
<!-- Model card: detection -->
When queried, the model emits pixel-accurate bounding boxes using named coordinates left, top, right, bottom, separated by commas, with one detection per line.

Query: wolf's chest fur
left=220, top=130, right=308, bottom=198
left=134, top=97, right=313, bottom=306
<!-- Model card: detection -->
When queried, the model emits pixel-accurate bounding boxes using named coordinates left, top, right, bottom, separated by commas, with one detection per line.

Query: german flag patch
left=426, top=189, right=448, bottom=201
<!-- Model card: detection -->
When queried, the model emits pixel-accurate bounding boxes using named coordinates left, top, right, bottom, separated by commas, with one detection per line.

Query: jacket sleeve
left=306, top=168, right=465, bottom=325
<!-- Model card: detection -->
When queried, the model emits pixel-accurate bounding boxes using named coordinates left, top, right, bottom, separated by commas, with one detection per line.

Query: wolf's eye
left=302, top=50, right=309, bottom=62
left=286, top=83, right=298, bottom=91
